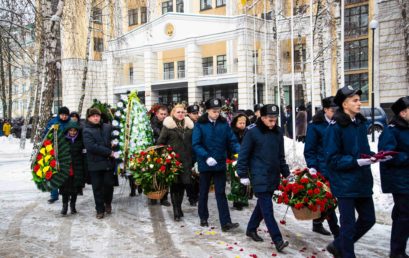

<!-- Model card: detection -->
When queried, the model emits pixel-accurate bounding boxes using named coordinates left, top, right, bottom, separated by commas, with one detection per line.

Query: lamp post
left=369, top=19, right=378, bottom=142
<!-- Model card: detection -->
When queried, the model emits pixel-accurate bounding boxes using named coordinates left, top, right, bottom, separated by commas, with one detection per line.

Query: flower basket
left=147, top=189, right=167, bottom=200
left=129, top=145, right=182, bottom=196
left=291, top=206, right=321, bottom=220
left=273, top=168, right=337, bottom=221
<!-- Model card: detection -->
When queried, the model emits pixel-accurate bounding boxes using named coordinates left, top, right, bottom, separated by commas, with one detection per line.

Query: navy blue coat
left=304, top=111, right=330, bottom=178
left=236, top=119, right=290, bottom=193
left=44, top=116, right=71, bottom=137
left=324, top=111, right=374, bottom=198
left=378, top=116, right=409, bottom=194
left=192, top=113, right=240, bottom=173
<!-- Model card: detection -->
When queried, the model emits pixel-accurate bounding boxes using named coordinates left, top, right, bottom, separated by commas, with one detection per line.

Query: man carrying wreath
left=236, top=104, right=290, bottom=252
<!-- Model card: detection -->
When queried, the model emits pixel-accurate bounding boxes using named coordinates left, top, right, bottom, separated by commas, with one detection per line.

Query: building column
left=186, top=42, right=202, bottom=105
left=144, top=50, right=158, bottom=110
left=261, top=39, right=274, bottom=104
left=104, top=53, right=120, bottom=108
left=237, top=33, right=254, bottom=110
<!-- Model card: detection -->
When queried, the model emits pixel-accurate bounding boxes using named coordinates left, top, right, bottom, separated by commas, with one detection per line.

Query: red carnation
left=300, top=178, right=309, bottom=184
left=307, top=189, right=314, bottom=196
left=43, top=140, right=52, bottom=146
left=167, top=146, right=173, bottom=151
left=279, top=220, right=286, bottom=225
left=277, top=197, right=282, bottom=204
left=37, top=154, right=43, bottom=161
left=316, top=181, right=323, bottom=188
left=176, top=153, right=180, bottom=159
left=45, top=171, right=53, bottom=180
left=49, top=149, right=55, bottom=156
left=156, top=158, right=162, bottom=164
left=311, top=174, right=318, bottom=179
left=282, top=179, right=288, bottom=185
left=303, top=197, right=309, bottom=203
left=325, top=192, right=333, bottom=198
left=50, top=160, right=57, bottom=168
left=314, top=188, right=321, bottom=195
left=159, top=165, right=166, bottom=172
left=33, top=164, right=40, bottom=172
left=165, top=159, right=171, bottom=164
left=175, top=161, right=181, bottom=166
left=294, top=203, right=304, bottom=209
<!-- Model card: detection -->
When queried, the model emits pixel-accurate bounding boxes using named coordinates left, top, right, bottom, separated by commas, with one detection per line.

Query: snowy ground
left=0, top=136, right=400, bottom=258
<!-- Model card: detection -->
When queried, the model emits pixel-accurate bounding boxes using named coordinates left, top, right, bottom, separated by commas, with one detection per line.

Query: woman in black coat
left=59, top=121, right=86, bottom=215
left=157, top=104, right=194, bottom=221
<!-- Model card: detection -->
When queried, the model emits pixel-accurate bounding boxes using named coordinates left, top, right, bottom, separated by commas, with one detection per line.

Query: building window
left=129, top=65, right=134, bottom=84
left=92, top=8, right=102, bottom=24
left=163, top=62, right=174, bottom=80
left=141, top=7, right=147, bottom=23
left=261, top=11, right=273, bottom=20
left=344, top=39, right=368, bottom=70
left=216, top=0, right=226, bottom=7
left=177, top=61, right=185, bottom=78
left=345, top=5, right=368, bottom=38
left=202, top=57, right=213, bottom=76
left=158, top=88, right=188, bottom=105
left=345, top=0, right=368, bottom=5
left=200, top=0, right=212, bottom=11
left=217, top=55, right=227, bottom=74
left=128, top=9, right=138, bottom=26
left=176, top=0, right=184, bottom=12
left=345, top=73, right=368, bottom=101
left=162, top=0, right=173, bottom=14
left=93, top=37, right=104, bottom=52
left=293, top=4, right=308, bottom=15
left=202, top=84, right=238, bottom=111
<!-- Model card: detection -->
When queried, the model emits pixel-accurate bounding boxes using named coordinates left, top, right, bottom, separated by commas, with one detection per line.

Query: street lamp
left=369, top=19, right=378, bottom=142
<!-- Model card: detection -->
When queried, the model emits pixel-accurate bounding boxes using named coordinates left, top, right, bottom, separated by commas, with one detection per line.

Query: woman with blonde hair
left=157, top=104, right=194, bottom=221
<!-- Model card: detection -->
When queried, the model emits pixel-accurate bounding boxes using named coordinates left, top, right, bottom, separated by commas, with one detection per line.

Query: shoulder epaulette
left=330, top=120, right=337, bottom=125
left=247, top=124, right=257, bottom=130
left=389, top=124, right=395, bottom=128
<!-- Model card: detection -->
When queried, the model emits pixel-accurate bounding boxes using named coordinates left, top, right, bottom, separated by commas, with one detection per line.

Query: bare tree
left=0, top=33, right=6, bottom=118
left=397, top=0, right=409, bottom=89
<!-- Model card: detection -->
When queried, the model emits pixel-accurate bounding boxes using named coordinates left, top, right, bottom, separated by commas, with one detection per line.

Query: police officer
left=192, top=98, right=240, bottom=232
left=236, top=104, right=290, bottom=252
left=304, top=97, right=340, bottom=237
left=325, top=86, right=382, bottom=258
left=186, top=104, right=200, bottom=206
left=378, top=96, right=409, bottom=258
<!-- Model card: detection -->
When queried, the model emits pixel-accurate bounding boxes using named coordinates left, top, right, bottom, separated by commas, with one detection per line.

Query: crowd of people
left=37, top=86, right=409, bottom=257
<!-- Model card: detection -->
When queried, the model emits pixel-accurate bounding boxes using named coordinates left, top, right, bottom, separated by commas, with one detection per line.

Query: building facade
left=59, top=0, right=408, bottom=116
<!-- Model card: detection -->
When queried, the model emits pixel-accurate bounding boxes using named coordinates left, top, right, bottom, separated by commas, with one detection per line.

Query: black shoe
left=61, top=203, right=68, bottom=215
left=390, top=254, right=409, bottom=258
left=275, top=240, right=289, bottom=252
left=137, top=187, right=143, bottom=194
left=48, top=198, right=58, bottom=204
left=222, top=222, right=240, bottom=232
left=326, top=242, right=342, bottom=258
left=313, top=224, right=331, bottom=236
left=200, top=219, right=209, bottom=227
left=160, top=200, right=171, bottom=207
left=174, top=216, right=181, bottom=222
left=233, top=202, right=243, bottom=210
left=129, top=190, right=136, bottom=197
left=149, top=199, right=158, bottom=205
left=246, top=231, right=263, bottom=242
left=189, top=200, right=197, bottom=206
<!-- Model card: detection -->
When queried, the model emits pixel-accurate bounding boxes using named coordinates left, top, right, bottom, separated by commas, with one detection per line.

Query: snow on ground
left=0, top=136, right=400, bottom=257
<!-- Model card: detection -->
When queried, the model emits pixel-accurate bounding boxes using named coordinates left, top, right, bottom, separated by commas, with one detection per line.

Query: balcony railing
left=217, top=65, right=227, bottom=74
left=203, top=66, right=213, bottom=76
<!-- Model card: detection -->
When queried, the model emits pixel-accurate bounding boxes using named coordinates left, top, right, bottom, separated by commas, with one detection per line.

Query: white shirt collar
left=324, top=114, right=332, bottom=124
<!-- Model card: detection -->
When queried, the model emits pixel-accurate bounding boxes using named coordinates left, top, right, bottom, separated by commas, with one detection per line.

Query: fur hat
left=86, top=108, right=102, bottom=118
left=58, top=106, right=70, bottom=116
left=391, top=96, right=409, bottom=115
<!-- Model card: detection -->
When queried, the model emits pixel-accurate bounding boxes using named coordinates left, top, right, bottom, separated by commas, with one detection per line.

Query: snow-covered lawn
left=0, top=136, right=400, bottom=257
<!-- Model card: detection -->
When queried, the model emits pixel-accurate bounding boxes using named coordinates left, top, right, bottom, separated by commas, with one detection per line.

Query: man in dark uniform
left=325, top=86, right=384, bottom=258
left=186, top=104, right=200, bottom=206
left=192, top=98, right=240, bottom=232
left=378, top=96, right=409, bottom=258
left=304, top=96, right=340, bottom=237
left=236, top=104, right=290, bottom=252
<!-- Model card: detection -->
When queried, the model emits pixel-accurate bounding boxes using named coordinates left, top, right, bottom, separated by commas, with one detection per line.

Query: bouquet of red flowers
left=273, top=168, right=337, bottom=220
left=129, top=145, right=182, bottom=198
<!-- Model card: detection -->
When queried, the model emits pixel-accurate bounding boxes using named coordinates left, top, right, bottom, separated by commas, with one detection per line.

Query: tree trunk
left=0, top=34, right=7, bottom=118
left=297, top=36, right=308, bottom=106
left=7, top=38, right=12, bottom=119
left=397, top=0, right=409, bottom=93
left=32, top=0, right=65, bottom=155
left=77, top=0, right=93, bottom=115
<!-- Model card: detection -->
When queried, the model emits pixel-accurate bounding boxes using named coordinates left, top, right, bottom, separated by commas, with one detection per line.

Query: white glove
left=309, top=168, right=317, bottom=175
left=240, top=178, right=250, bottom=186
left=206, top=157, right=218, bottom=166
left=357, top=158, right=374, bottom=167
left=379, top=155, right=393, bottom=162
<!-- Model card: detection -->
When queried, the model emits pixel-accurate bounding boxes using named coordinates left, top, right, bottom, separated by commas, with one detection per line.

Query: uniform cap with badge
left=187, top=104, right=200, bottom=114
left=391, top=96, right=409, bottom=115
left=260, top=104, right=280, bottom=117
left=205, top=98, right=222, bottom=109
left=334, top=85, right=362, bottom=107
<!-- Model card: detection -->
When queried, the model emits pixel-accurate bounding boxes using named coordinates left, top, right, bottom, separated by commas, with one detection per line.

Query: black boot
left=70, top=194, right=77, bottom=214
left=178, top=190, right=184, bottom=217
left=313, top=223, right=331, bottom=236
left=171, top=192, right=181, bottom=221
left=61, top=203, right=68, bottom=215
left=129, top=176, right=136, bottom=197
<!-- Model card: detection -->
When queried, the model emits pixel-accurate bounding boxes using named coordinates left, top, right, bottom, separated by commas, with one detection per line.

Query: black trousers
left=90, top=170, right=114, bottom=213
left=391, top=194, right=409, bottom=256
